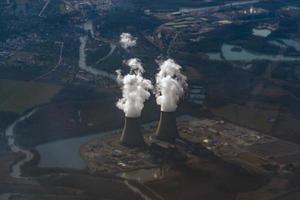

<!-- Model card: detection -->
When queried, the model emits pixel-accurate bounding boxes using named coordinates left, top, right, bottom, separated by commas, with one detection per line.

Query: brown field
left=0, top=79, right=62, bottom=114
left=185, top=66, right=203, bottom=81
left=271, top=112, right=300, bottom=144
left=211, top=104, right=279, bottom=133
left=146, top=158, right=267, bottom=200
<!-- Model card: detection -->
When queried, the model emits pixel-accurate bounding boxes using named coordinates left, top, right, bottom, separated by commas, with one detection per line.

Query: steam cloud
left=155, top=59, right=187, bottom=112
left=116, top=58, right=153, bottom=118
left=119, top=33, right=137, bottom=49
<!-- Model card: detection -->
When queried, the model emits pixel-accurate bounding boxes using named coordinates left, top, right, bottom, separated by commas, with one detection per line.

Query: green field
left=0, top=79, right=62, bottom=113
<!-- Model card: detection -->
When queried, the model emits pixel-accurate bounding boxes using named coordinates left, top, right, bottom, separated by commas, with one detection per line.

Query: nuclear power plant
left=116, top=57, right=186, bottom=147
left=120, top=117, right=145, bottom=146
left=153, top=59, right=187, bottom=142
left=155, top=111, right=179, bottom=141
left=116, top=56, right=153, bottom=147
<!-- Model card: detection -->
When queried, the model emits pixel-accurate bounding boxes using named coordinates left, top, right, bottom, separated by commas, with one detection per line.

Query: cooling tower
left=155, top=112, right=179, bottom=141
left=120, top=117, right=145, bottom=147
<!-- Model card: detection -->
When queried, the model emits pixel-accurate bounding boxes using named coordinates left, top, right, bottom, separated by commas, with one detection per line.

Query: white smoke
left=126, top=58, right=145, bottom=74
left=155, top=59, right=187, bottom=112
left=116, top=58, right=153, bottom=118
left=120, top=33, right=137, bottom=49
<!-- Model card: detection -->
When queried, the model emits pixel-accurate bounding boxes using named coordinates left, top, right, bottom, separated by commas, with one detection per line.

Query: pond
left=252, top=28, right=272, bottom=38
left=118, top=168, right=167, bottom=183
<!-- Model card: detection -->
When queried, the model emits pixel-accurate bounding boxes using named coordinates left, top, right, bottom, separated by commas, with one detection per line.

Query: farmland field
left=0, top=79, right=62, bottom=113
left=211, top=104, right=279, bottom=133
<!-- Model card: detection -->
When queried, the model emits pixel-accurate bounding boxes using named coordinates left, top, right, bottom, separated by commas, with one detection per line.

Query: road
left=33, top=41, right=64, bottom=81
left=39, top=0, right=51, bottom=17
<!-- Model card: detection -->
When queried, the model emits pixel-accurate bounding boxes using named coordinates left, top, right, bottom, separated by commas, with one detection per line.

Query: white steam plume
left=116, top=58, right=153, bottom=118
left=155, top=59, right=187, bottom=112
left=120, top=33, right=137, bottom=49
left=126, top=58, right=144, bottom=74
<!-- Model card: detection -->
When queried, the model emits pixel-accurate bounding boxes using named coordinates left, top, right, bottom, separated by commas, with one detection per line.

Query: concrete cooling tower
left=120, top=117, right=145, bottom=146
left=155, top=111, right=179, bottom=141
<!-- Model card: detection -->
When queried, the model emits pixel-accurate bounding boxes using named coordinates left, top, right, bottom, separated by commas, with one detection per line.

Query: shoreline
left=3, top=111, right=289, bottom=200
left=78, top=119, right=273, bottom=200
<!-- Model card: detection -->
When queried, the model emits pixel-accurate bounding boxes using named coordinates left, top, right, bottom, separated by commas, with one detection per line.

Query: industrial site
left=1, top=0, right=300, bottom=199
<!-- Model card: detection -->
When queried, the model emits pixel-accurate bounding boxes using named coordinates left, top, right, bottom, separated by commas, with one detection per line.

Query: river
left=3, top=106, right=164, bottom=200
left=79, top=21, right=117, bottom=81
left=179, top=0, right=259, bottom=13
left=281, top=39, right=300, bottom=52
left=34, top=115, right=194, bottom=170
left=4, top=109, right=37, bottom=178
left=36, top=130, right=119, bottom=169
left=79, top=36, right=117, bottom=81
left=3, top=110, right=157, bottom=200
left=3, top=20, right=118, bottom=177
left=207, top=43, right=300, bottom=62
